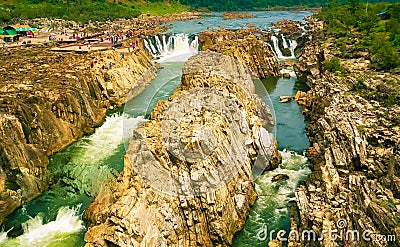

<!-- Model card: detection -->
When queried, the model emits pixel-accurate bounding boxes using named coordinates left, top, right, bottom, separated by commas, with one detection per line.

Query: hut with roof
left=0, top=26, right=19, bottom=42
left=12, top=25, right=38, bottom=37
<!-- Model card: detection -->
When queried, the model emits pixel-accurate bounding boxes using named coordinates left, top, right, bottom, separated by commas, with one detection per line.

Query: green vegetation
left=0, top=0, right=140, bottom=23
left=0, top=0, right=188, bottom=24
left=322, top=57, right=348, bottom=75
left=316, top=1, right=400, bottom=71
left=180, top=0, right=399, bottom=11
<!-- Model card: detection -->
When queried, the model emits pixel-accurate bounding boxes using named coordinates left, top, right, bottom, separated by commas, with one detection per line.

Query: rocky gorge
left=83, top=52, right=282, bottom=246
left=0, top=44, right=155, bottom=224
left=290, top=18, right=400, bottom=246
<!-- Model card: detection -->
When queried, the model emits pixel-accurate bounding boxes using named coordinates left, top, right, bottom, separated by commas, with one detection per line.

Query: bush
left=371, top=34, right=400, bottom=71
left=322, top=57, right=348, bottom=75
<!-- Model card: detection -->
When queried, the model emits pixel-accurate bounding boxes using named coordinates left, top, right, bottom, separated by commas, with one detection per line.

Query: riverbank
left=0, top=43, right=156, bottom=224
left=290, top=17, right=400, bottom=246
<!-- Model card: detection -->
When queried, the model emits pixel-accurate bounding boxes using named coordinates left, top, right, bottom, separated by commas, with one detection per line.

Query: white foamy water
left=57, top=113, right=146, bottom=197
left=269, top=35, right=297, bottom=60
left=144, top=33, right=199, bottom=62
left=0, top=206, right=84, bottom=247
left=280, top=68, right=297, bottom=78
left=233, top=149, right=311, bottom=246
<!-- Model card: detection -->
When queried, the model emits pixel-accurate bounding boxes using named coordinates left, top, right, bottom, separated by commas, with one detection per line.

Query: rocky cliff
left=198, top=29, right=281, bottom=78
left=291, top=18, right=400, bottom=246
left=0, top=45, right=155, bottom=224
left=84, top=52, right=281, bottom=247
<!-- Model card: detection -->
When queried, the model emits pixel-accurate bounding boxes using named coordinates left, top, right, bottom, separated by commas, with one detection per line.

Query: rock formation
left=222, top=12, right=255, bottom=20
left=198, top=29, right=281, bottom=78
left=0, top=45, right=155, bottom=224
left=272, top=20, right=304, bottom=38
left=291, top=18, right=400, bottom=246
left=84, top=52, right=281, bottom=246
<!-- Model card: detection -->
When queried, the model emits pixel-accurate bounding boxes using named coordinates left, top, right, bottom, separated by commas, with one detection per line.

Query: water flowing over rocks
left=198, top=29, right=281, bottom=78
left=290, top=18, right=400, bottom=247
left=84, top=52, right=281, bottom=247
left=0, top=45, right=155, bottom=224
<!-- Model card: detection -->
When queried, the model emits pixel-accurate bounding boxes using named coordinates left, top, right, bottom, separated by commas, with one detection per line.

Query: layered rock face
left=198, top=29, right=281, bottom=78
left=0, top=45, right=155, bottom=224
left=291, top=19, right=400, bottom=246
left=84, top=52, right=281, bottom=247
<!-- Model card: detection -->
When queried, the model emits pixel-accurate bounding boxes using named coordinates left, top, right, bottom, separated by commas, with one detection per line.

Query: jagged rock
left=0, top=46, right=155, bottom=224
left=272, top=174, right=289, bottom=182
left=84, top=52, right=281, bottom=247
left=282, top=60, right=295, bottom=67
left=198, top=29, right=281, bottom=78
left=279, top=96, right=292, bottom=103
left=291, top=17, right=400, bottom=247
left=293, top=90, right=309, bottom=106
left=272, top=20, right=303, bottom=38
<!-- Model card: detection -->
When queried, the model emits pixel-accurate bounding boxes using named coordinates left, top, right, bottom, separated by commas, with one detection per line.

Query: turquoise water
left=0, top=11, right=311, bottom=246
left=232, top=76, right=311, bottom=246
left=166, top=11, right=310, bottom=35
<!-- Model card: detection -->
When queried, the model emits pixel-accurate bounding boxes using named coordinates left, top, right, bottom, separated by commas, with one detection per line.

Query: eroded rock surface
left=0, top=45, right=155, bottom=224
left=291, top=18, right=400, bottom=247
left=198, top=29, right=281, bottom=78
left=84, top=52, right=281, bottom=247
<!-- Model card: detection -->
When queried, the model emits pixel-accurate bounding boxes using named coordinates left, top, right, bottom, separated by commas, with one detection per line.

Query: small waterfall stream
left=269, top=34, right=297, bottom=60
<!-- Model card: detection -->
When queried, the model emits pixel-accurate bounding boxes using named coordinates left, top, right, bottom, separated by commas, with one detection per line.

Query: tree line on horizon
left=1, top=0, right=400, bottom=23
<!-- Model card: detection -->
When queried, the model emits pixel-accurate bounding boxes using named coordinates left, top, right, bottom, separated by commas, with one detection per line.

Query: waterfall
left=154, top=35, right=164, bottom=54
left=269, top=34, right=297, bottom=60
left=288, top=39, right=297, bottom=58
left=281, top=34, right=288, bottom=49
left=270, top=35, right=283, bottom=59
left=144, top=33, right=199, bottom=62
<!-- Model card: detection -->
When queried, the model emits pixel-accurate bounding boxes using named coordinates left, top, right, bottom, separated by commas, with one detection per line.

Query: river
left=0, top=11, right=311, bottom=247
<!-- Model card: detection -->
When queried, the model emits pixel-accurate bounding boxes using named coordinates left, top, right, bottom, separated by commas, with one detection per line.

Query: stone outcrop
left=84, top=52, right=281, bottom=247
left=272, top=20, right=303, bottom=38
left=222, top=12, right=255, bottom=20
left=291, top=18, right=400, bottom=247
left=198, top=29, right=281, bottom=78
left=0, top=45, right=155, bottom=224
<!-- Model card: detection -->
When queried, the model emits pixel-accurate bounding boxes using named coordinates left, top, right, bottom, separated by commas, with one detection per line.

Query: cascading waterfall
left=270, top=35, right=283, bottom=59
left=144, top=33, right=199, bottom=61
left=269, top=34, right=297, bottom=60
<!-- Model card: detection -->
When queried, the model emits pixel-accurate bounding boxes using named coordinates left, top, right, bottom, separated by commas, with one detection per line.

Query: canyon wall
left=0, top=46, right=155, bottom=224
left=291, top=18, right=400, bottom=246
left=84, top=52, right=281, bottom=247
